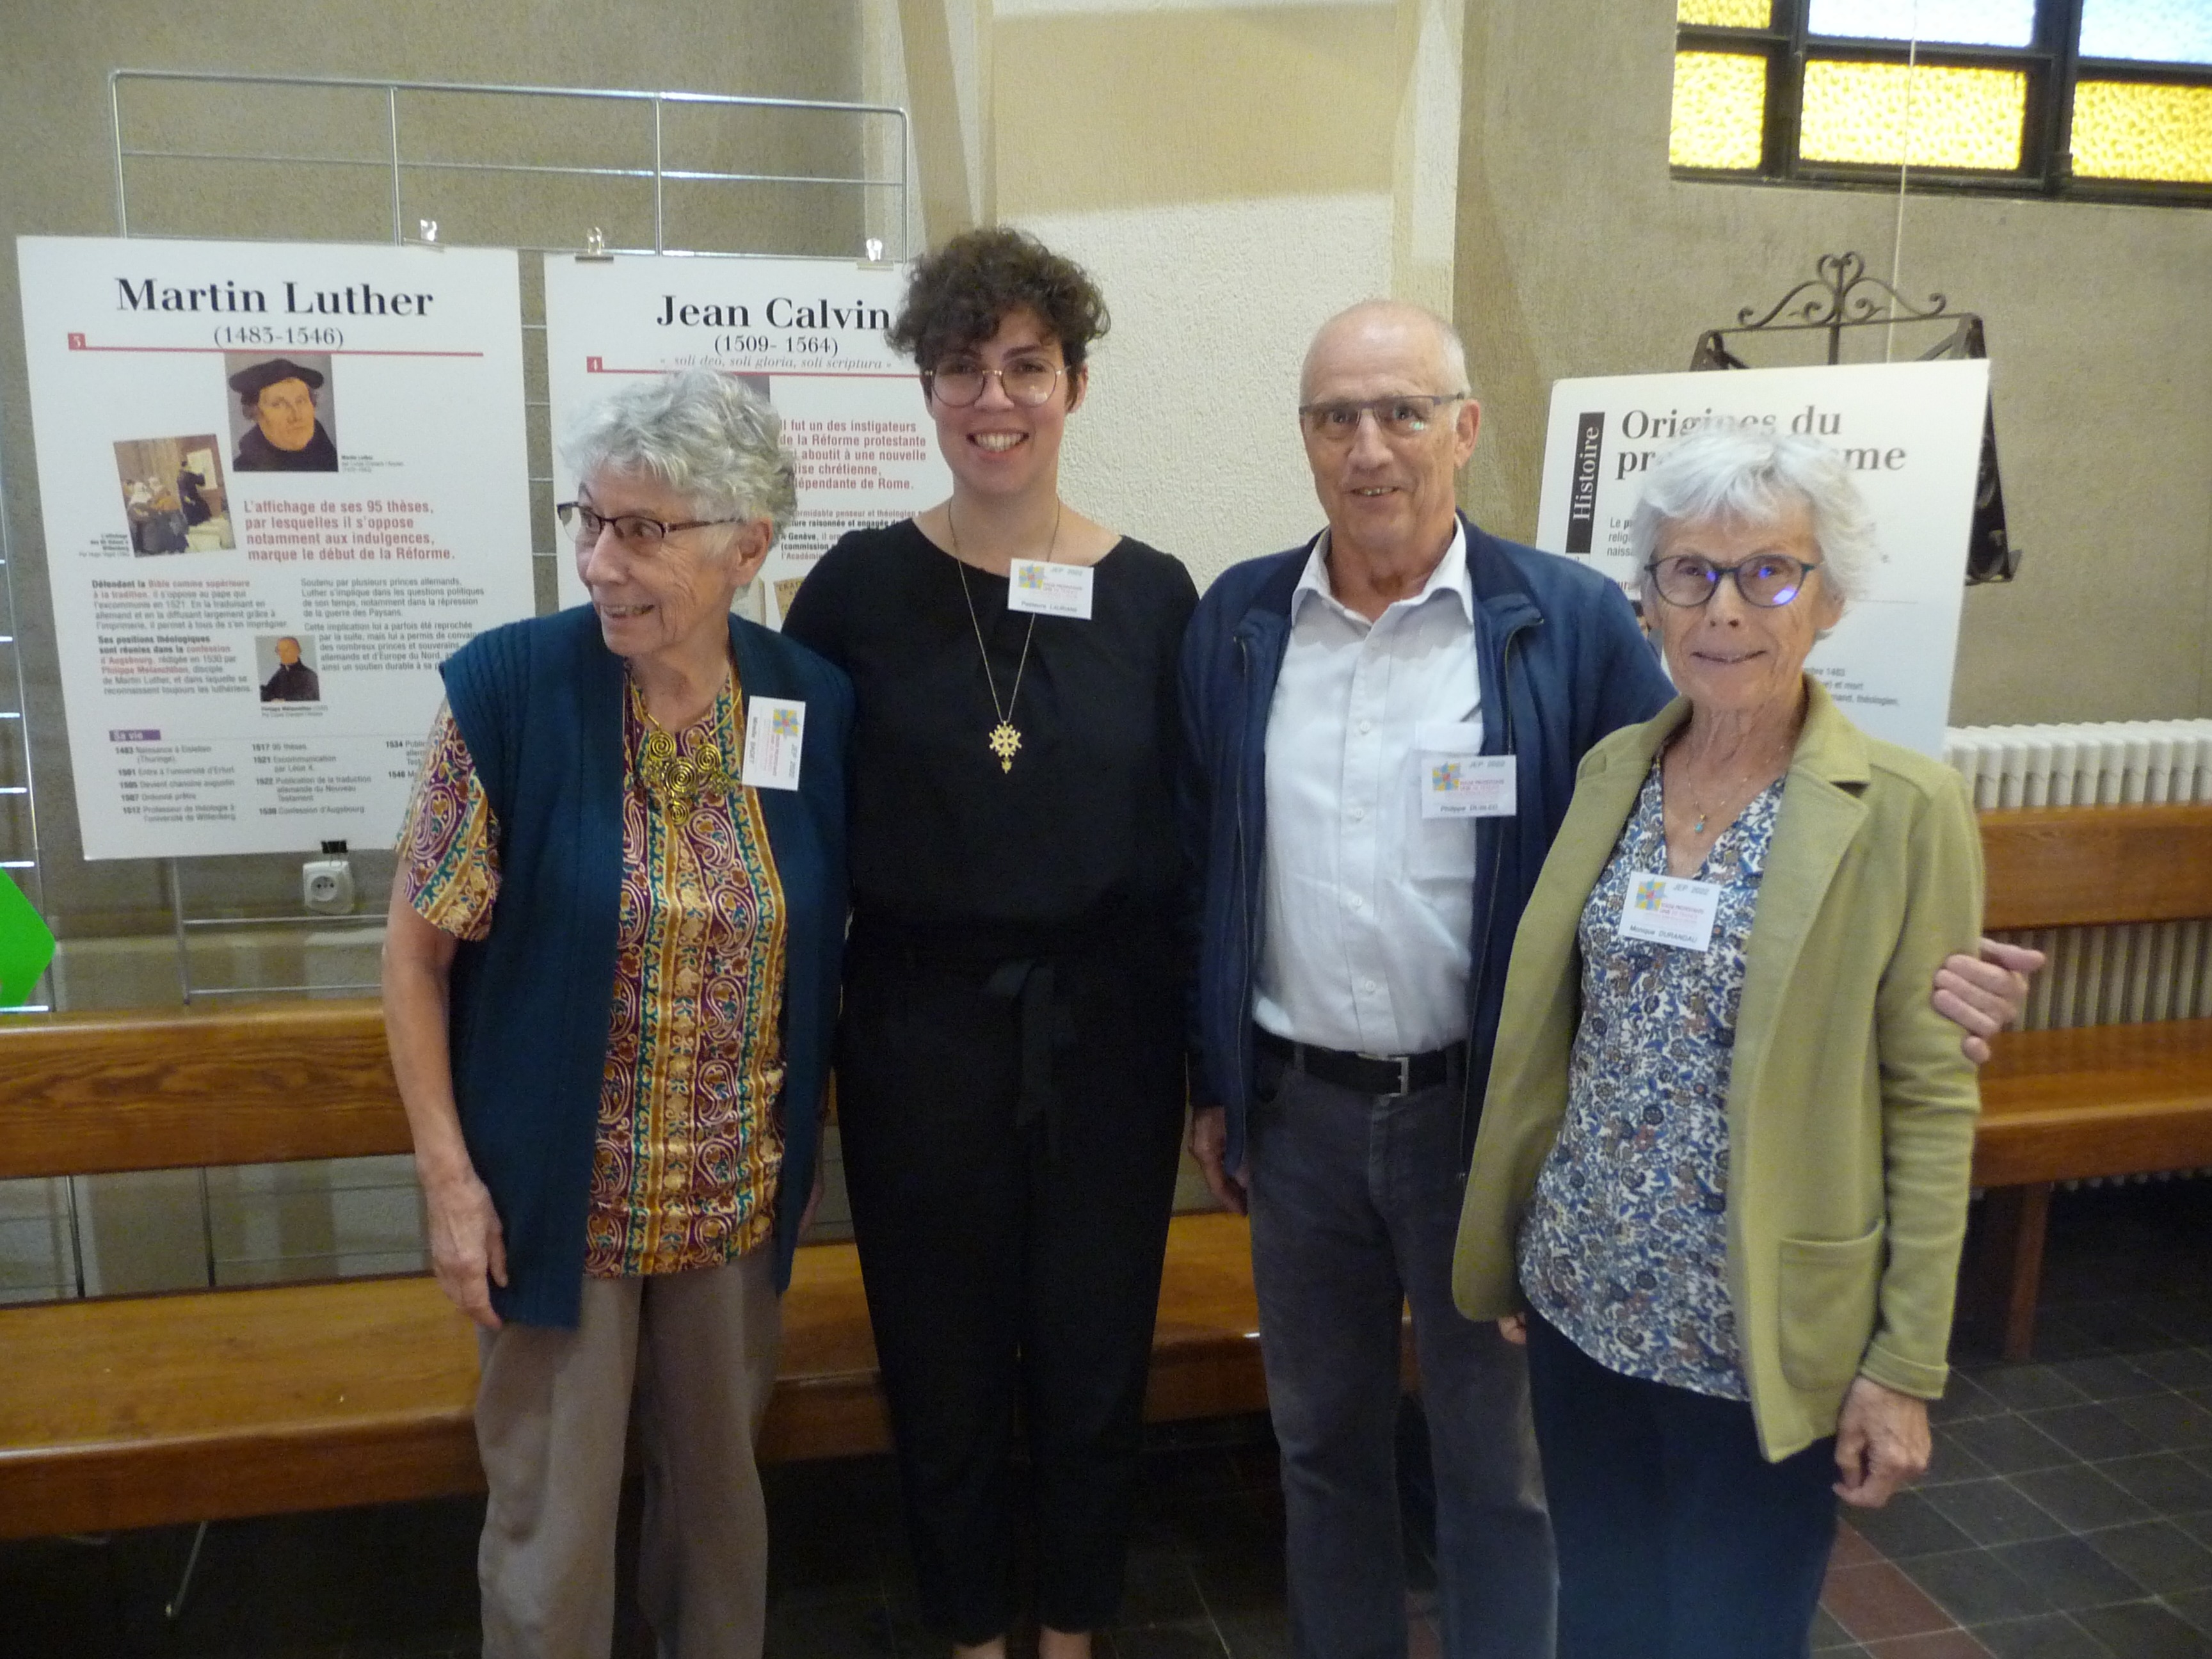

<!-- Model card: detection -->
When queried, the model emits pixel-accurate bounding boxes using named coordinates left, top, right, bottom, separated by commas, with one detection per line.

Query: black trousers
left=836, top=931, right=1187, bottom=1642
left=1527, top=1312, right=1840, bottom=1659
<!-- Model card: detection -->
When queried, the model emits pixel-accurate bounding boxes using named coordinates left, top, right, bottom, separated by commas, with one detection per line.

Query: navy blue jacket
left=1178, top=514, right=1671, bottom=1178
left=442, top=605, right=853, bottom=1327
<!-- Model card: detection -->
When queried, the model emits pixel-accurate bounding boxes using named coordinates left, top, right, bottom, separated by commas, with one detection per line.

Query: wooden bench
left=0, top=1000, right=1268, bottom=1543
left=1968, top=803, right=2212, bottom=1360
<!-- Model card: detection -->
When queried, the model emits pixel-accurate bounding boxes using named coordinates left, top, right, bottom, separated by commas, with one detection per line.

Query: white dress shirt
left=1254, top=523, right=1482, bottom=1056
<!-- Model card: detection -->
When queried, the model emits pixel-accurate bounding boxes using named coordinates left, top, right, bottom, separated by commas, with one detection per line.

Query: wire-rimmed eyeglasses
left=1297, top=394, right=1468, bottom=444
left=556, top=501, right=742, bottom=549
left=923, top=357, right=1069, bottom=408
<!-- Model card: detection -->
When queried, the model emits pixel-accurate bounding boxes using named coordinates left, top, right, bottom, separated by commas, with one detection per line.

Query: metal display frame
left=1689, top=250, right=2021, bottom=587
left=97, top=68, right=911, bottom=1002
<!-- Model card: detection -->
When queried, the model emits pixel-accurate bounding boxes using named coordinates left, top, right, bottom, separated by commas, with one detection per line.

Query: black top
left=234, top=422, right=339, bottom=472
left=783, top=518, right=1196, bottom=940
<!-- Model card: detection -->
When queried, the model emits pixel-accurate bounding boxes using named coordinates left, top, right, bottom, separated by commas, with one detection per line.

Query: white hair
left=561, top=365, right=798, bottom=538
left=1628, top=427, right=1877, bottom=607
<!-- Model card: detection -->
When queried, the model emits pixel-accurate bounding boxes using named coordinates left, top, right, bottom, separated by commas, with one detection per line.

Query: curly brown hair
left=888, top=227, right=1110, bottom=373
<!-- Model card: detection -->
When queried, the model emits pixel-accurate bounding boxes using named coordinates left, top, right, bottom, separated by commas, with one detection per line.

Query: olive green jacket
left=1452, top=680, right=1984, bottom=1461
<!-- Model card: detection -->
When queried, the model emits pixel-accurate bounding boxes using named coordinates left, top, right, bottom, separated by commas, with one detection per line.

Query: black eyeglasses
left=1297, top=394, right=1468, bottom=444
left=1645, top=552, right=1822, bottom=609
left=556, top=501, right=741, bottom=549
left=924, top=357, right=1068, bottom=408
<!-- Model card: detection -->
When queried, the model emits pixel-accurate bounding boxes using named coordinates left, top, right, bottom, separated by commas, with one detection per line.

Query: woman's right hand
left=422, top=1166, right=508, bottom=1330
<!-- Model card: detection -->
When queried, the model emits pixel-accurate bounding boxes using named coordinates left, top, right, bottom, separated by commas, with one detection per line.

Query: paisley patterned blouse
left=1517, top=758, right=1782, bottom=1399
left=397, top=678, right=787, bottom=1278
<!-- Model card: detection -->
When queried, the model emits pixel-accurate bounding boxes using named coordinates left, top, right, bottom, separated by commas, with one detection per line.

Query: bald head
left=1301, top=300, right=1468, bottom=403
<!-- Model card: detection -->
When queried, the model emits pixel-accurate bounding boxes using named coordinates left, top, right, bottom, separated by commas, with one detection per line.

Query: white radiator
left=1944, top=720, right=2212, bottom=1032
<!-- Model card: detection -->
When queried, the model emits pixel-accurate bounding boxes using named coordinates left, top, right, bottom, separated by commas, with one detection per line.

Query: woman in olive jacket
left=1452, top=429, right=1984, bottom=1659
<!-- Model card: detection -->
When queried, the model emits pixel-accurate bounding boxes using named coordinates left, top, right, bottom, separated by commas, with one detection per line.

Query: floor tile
left=1935, top=1374, right=2010, bottom=1425
left=1852, top=1491, right=1980, bottom=1560
left=1948, top=1416, right=2076, bottom=1477
left=2170, top=1587, right=2212, bottom=1637
left=2102, top=1453, right=2212, bottom=1516
left=2129, top=1350, right=2212, bottom=1391
left=2179, top=1512, right=2212, bottom=1549
left=1978, top=1366, right=2094, bottom=1413
left=1925, top=1479, right=2069, bottom=1546
left=1907, top=1548, right=2051, bottom=1624
left=1814, top=1605, right=1864, bottom=1650
left=1923, top=1439, right=1999, bottom=1488
left=2024, top=1402, right=2160, bottom=1463
left=1835, top=1523, right=1888, bottom=1567
left=1966, top=1612, right=2115, bottom=1658
left=1108, top=1621, right=1230, bottom=1659
left=2113, top=1393, right=2212, bottom=1452
left=1118, top=1548, right=1208, bottom=1626
left=2080, top=1519, right=2212, bottom=1594
left=2009, top=1465, right=2153, bottom=1532
left=1823, top=1559, right=1960, bottom=1642
left=1985, top=1535, right=2147, bottom=1612
left=2067, top=1599, right=2212, bottom=1658
left=1864, top=1631, right=1999, bottom=1656
left=1214, top=1609, right=1290, bottom=1659
left=2046, top=1355, right=2165, bottom=1402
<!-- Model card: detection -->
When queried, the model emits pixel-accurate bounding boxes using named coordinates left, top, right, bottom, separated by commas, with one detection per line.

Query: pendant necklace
left=950, top=500, right=1058, bottom=773
left=632, top=670, right=741, bottom=815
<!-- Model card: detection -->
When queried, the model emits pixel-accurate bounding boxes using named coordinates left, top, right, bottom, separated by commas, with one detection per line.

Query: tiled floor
left=1811, top=1179, right=2212, bottom=1658
left=6, top=1180, right=2211, bottom=1657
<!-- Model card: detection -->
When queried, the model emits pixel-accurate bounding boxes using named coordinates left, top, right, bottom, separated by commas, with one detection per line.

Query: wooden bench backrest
left=1980, top=803, right=2212, bottom=933
left=0, top=998, right=405, bottom=1181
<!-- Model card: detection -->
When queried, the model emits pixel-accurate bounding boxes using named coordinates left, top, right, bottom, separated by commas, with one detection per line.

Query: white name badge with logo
left=741, top=697, right=805, bottom=791
left=1617, top=872, right=1721, bottom=952
left=1006, top=559, right=1094, bottom=620
left=1416, top=720, right=1513, bottom=819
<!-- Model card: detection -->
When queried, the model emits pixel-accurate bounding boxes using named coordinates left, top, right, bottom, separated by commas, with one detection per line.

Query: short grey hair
left=1628, top=428, right=1877, bottom=607
left=1302, top=300, right=1470, bottom=399
left=561, top=366, right=799, bottom=539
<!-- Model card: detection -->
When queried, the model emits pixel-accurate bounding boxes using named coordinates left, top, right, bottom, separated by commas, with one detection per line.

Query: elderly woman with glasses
left=781, top=228, right=1196, bottom=1659
left=381, top=366, right=851, bottom=1659
left=1452, top=428, right=1987, bottom=1659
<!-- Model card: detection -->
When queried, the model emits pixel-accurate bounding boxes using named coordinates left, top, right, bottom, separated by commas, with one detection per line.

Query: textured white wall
left=1018, top=195, right=1395, bottom=585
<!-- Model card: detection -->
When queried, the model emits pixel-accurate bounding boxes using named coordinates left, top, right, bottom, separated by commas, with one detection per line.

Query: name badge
left=1422, top=754, right=1516, bottom=819
left=1006, top=559, right=1094, bottom=620
left=1617, top=872, right=1721, bottom=952
left=741, top=696, right=805, bottom=791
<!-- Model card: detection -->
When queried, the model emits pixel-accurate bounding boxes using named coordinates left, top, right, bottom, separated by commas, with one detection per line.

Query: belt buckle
left=1359, top=1050, right=1411, bottom=1095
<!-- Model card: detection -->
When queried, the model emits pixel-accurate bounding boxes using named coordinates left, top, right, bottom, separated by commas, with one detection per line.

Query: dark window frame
left=1673, top=0, right=2212, bottom=207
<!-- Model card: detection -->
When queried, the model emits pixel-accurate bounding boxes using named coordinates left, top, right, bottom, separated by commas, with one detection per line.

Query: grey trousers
left=1248, top=1059, right=1556, bottom=1659
left=474, top=1249, right=781, bottom=1659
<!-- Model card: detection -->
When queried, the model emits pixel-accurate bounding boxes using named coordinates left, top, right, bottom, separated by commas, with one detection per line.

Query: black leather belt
left=1254, top=1027, right=1465, bottom=1098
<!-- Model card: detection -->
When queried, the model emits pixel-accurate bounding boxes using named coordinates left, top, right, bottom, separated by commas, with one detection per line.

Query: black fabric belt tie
left=985, top=958, right=1075, bottom=1159
left=1255, top=1027, right=1466, bottom=1098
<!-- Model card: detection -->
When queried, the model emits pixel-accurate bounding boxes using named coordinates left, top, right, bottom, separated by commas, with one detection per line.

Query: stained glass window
left=1799, top=61, right=2027, bottom=168
left=1674, top=0, right=2211, bottom=198
left=1679, top=0, right=1773, bottom=25
left=1807, top=0, right=2036, bottom=47
left=1671, top=51, right=1770, bottom=168
left=2080, top=0, right=2212, bottom=65
left=2072, top=81, right=2212, bottom=179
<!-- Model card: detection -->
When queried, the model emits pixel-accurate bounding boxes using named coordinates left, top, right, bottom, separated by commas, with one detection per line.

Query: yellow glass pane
left=1671, top=51, right=1768, bottom=168
left=1799, top=60, right=2025, bottom=169
left=1679, top=0, right=1772, bottom=26
left=2071, top=81, right=2212, bottom=182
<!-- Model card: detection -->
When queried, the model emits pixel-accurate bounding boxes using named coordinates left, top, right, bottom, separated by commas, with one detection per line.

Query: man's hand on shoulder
left=1934, top=937, right=2046, bottom=1064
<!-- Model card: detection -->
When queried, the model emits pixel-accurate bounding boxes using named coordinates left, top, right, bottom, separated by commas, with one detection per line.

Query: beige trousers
left=474, top=1249, right=781, bottom=1659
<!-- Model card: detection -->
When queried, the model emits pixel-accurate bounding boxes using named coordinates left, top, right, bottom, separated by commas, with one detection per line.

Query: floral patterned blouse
left=396, top=678, right=788, bottom=1278
left=1516, top=758, right=1783, bottom=1399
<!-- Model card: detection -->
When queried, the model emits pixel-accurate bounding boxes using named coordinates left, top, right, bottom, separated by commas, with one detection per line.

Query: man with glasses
left=1179, top=300, right=2032, bottom=1658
